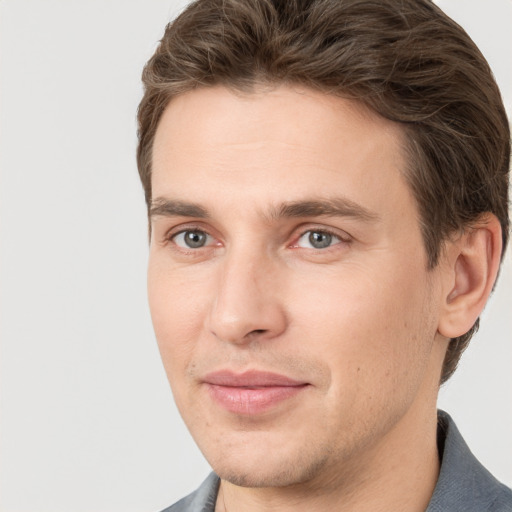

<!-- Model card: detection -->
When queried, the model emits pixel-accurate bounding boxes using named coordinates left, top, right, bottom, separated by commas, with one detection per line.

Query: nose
left=206, top=249, right=288, bottom=345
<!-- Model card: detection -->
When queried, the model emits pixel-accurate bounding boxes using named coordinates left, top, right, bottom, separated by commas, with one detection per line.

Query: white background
left=0, top=1, right=510, bottom=511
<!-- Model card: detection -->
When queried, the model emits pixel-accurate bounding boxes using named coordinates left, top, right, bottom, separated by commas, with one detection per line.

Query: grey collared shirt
left=161, top=411, right=512, bottom=511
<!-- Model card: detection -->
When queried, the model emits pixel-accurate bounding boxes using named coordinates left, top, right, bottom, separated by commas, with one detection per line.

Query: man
left=136, top=0, right=511, bottom=510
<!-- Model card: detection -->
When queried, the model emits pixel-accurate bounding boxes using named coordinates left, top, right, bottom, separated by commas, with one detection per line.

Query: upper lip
left=203, top=370, right=307, bottom=387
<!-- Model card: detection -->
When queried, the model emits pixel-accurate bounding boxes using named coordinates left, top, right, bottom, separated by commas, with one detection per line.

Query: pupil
left=309, top=231, right=332, bottom=249
left=186, top=231, right=206, bottom=248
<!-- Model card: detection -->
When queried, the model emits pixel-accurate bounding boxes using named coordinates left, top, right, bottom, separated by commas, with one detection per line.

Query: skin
left=147, top=85, right=500, bottom=511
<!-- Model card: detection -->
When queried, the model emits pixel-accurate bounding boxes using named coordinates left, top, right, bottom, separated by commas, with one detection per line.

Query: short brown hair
left=137, top=0, right=510, bottom=383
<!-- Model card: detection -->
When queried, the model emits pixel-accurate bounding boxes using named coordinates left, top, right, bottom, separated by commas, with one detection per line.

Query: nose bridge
left=207, top=242, right=286, bottom=344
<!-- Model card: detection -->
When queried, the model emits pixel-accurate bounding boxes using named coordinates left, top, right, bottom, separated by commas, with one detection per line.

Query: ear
left=437, top=214, right=502, bottom=339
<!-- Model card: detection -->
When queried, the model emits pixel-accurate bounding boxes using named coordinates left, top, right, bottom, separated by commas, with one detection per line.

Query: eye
left=296, top=230, right=342, bottom=249
left=172, top=230, right=213, bottom=249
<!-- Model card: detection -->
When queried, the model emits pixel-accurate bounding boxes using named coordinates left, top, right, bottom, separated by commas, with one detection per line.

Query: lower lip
left=206, top=384, right=308, bottom=415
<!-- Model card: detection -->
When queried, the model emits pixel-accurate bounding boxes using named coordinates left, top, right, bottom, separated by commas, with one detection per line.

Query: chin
left=215, top=463, right=321, bottom=489
left=205, top=438, right=332, bottom=489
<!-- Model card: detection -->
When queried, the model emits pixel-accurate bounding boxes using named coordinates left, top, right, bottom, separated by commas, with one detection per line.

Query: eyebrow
left=150, top=198, right=210, bottom=218
left=269, top=198, right=380, bottom=223
left=149, top=196, right=380, bottom=223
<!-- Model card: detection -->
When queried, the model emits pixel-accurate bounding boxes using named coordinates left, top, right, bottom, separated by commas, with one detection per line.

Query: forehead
left=151, top=85, right=412, bottom=222
left=152, top=85, right=404, bottom=157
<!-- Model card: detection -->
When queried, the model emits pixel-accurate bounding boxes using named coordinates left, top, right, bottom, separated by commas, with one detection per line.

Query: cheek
left=288, top=263, right=436, bottom=394
left=147, top=260, right=208, bottom=376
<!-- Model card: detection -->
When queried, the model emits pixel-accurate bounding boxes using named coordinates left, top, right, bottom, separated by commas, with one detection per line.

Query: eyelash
left=292, top=227, right=352, bottom=250
left=163, top=224, right=218, bottom=253
left=163, top=225, right=352, bottom=253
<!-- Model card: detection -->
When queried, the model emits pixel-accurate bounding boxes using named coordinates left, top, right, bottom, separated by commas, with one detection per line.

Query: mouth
left=202, top=370, right=310, bottom=415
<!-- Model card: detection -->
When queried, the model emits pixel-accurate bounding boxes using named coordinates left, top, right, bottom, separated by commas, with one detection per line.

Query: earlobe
left=438, top=214, right=502, bottom=339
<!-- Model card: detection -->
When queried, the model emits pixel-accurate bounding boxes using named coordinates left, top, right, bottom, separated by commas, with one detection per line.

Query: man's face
left=148, top=86, right=447, bottom=489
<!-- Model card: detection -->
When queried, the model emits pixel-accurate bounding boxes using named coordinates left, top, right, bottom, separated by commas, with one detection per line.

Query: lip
left=203, top=370, right=309, bottom=415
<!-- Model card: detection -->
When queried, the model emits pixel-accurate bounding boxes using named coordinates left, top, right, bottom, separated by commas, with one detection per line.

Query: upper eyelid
left=292, top=231, right=351, bottom=251
left=159, top=222, right=353, bottom=246
left=298, top=229, right=342, bottom=241
left=164, top=223, right=215, bottom=239
left=293, top=224, right=353, bottom=242
left=153, top=223, right=218, bottom=250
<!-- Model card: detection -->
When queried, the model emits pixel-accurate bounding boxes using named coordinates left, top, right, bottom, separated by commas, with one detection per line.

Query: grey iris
left=185, top=231, right=207, bottom=248
left=309, top=231, right=332, bottom=249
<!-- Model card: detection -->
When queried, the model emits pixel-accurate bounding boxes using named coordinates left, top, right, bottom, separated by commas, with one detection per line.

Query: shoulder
left=159, top=473, right=220, bottom=512
left=427, top=411, right=512, bottom=512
